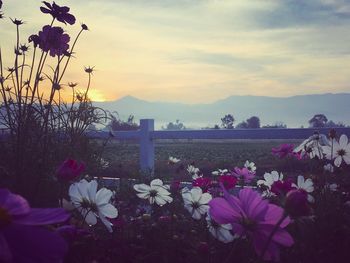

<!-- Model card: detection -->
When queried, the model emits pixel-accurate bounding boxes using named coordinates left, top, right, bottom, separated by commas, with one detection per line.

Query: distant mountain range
left=93, top=93, right=350, bottom=129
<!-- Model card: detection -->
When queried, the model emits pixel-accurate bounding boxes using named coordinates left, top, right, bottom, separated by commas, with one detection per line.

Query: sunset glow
left=1, top=0, right=350, bottom=103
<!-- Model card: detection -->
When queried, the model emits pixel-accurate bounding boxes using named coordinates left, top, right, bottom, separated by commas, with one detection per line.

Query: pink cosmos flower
left=271, top=179, right=295, bottom=196
left=232, top=167, right=255, bottom=183
left=56, top=159, right=85, bottom=181
left=218, top=175, right=237, bottom=190
left=285, top=189, right=310, bottom=217
left=0, top=189, right=69, bottom=262
left=193, top=177, right=212, bottom=192
left=209, top=188, right=294, bottom=261
left=272, top=144, right=294, bottom=159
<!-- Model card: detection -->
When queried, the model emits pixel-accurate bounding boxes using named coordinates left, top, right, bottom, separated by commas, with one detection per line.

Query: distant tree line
left=308, top=114, right=347, bottom=128
left=98, top=113, right=348, bottom=131
left=162, top=119, right=186, bottom=130
left=213, top=113, right=348, bottom=129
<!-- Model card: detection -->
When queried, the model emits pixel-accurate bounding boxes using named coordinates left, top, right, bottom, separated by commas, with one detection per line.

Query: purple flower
left=232, top=167, right=255, bottom=183
left=40, top=1, right=75, bottom=25
left=38, top=25, right=70, bottom=57
left=28, top=34, right=41, bottom=48
left=192, top=177, right=212, bottom=192
left=209, top=188, right=294, bottom=261
left=0, top=189, right=70, bottom=262
left=271, top=179, right=295, bottom=196
left=55, top=158, right=85, bottom=181
left=218, top=175, right=237, bottom=190
left=285, top=189, right=310, bottom=217
left=272, top=144, right=294, bottom=159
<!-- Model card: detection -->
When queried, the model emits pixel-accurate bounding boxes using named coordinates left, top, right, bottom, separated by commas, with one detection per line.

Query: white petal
left=82, top=210, right=97, bottom=225
left=96, top=188, right=112, bottom=205
left=151, top=179, right=163, bottom=187
left=198, top=193, right=212, bottom=205
left=77, top=179, right=90, bottom=199
left=307, top=194, right=315, bottom=203
left=334, top=156, right=342, bottom=167
left=156, top=187, right=171, bottom=196
left=190, top=187, right=203, bottom=203
left=297, top=175, right=304, bottom=188
left=343, top=154, right=350, bottom=165
left=339, top=134, right=348, bottom=147
left=133, top=183, right=151, bottom=193
left=98, top=203, right=118, bottom=218
left=192, top=209, right=202, bottom=220
left=87, top=180, right=98, bottom=203
left=182, top=192, right=193, bottom=204
left=197, top=204, right=209, bottom=215
left=69, top=184, right=82, bottom=202
left=161, top=194, right=173, bottom=204
left=99, top=214, right=113, bottom=233
left=155, top=196, right=167, bottom=206
left=136, top=192, right=150, bottom=199
left=184, top=204, right=194, bottom=214
left=217, top=228, right=235, bottom=243
left=303, top=179, right=314, bottom=192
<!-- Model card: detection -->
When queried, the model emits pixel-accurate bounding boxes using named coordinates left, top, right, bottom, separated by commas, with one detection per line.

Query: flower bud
left=56, top=159, right=85, bottom=181
left=329, top=129, right=337, bottom=139
left=142, top=213, right=151, bottom=221
left=285, top=189, right=310, bottom=217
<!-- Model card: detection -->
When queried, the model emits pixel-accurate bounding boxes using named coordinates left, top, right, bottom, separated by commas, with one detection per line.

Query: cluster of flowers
left=1, top=133, right=349, bottom=262
left=26, top=1, right=87, bottom=57
left=272, top=132, right=350, bottom=169
left=134, top=155, right=321, bottom=261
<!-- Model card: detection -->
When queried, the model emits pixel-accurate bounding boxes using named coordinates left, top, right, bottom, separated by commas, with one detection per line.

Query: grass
left=97, top=139, right=304, bottom=180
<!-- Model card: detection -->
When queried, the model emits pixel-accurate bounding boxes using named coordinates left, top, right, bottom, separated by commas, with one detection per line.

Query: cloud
left=0, top=0, right=349, bottom=103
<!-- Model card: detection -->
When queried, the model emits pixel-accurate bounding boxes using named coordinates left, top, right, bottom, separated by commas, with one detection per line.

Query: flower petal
left=133, top=183, right=151, bottom=193
left=209, top=198, right=240, bottom=225
left=14, top=208, right=69, bottom=226
left=98, top=203, right=118, bottom=218
left=339, top=134, right=348, bottom=147
left=96, top=188, right=113, bottom=205
left=2, top=224, right=67, bottom=263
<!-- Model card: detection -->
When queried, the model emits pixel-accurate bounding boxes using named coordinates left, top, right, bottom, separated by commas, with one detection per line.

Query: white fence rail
left=87, top=119, right=350, bottom=173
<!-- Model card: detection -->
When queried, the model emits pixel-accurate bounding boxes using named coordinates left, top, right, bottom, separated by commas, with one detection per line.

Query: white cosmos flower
left=293, top=175, right=315, bottom=203
left=168, top=156, right=180, bottom=164
left=133, top=179, right=173, bottom=206
left=294, top=134, right=329, bottom=159
left=187, top=165, right=201, bottom=179
left=325, top=183, right=338, bottom=192
left=211, top=169, right=229, bottom=176
left=69, top=179, right=118, bottom=232
left=244, top=160, right=256, bottom=173
left=182, top=187, right=212, bottom=220
left=206, top=214, right=236, bottom=243
left=323, top=163, right=334, bottom=173
left=322, top=134, right=350, bottom=167
left=257, top=171, right=283, bottom=197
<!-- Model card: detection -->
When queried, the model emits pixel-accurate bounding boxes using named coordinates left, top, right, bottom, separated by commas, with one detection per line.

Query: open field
left=98, top=139, right=304, bottom=180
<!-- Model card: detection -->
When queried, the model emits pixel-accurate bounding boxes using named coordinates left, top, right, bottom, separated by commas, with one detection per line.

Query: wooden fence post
left=140, top=119, right=155, bottom=175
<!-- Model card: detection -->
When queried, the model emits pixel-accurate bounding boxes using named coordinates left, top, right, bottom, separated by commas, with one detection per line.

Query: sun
left=87, top=89, right=107, bottom=102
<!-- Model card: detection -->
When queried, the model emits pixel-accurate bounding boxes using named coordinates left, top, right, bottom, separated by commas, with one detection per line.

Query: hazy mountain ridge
left=93, top=93, right=350, bottom=128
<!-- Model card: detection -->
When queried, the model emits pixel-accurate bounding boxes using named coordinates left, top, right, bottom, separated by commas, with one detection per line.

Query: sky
left=1, top=0, right=350, bottom=103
